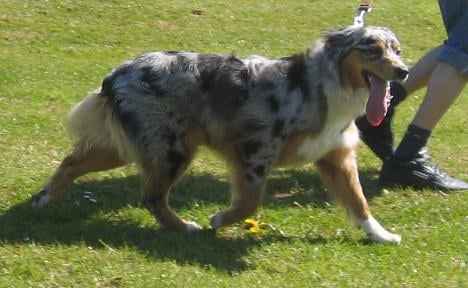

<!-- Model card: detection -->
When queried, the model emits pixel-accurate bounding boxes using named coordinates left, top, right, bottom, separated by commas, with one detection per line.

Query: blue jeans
left=438, top=0, right=468, bottom=75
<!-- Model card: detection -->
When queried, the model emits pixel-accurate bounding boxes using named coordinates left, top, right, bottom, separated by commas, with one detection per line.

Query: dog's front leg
left=210, top=166, right=267, bottom=230
left=316, top=147, right=401, bottom=244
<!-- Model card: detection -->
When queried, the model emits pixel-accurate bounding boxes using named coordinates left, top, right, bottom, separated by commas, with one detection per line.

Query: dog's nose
left=395, top=67, right=409, bottom=80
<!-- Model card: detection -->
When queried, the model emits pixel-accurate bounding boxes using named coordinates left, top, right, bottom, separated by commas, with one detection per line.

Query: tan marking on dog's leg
left=316, top=147, right=401, bottom=243
left=316, top=148, right=370, bottom=219
left=33, top=146, right=125, bottom=206
left=277, top=133, right=308, bottom=166
left=210, top=169, right=266, bottom=229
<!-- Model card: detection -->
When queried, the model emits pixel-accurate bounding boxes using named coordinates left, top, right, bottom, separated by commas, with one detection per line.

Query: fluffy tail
left=67, top=90, right=136, bottom=162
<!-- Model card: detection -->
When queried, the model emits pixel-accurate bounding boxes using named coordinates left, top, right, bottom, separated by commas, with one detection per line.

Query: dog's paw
left=184, top=221, right=203, bottom=233
left=209, top=213, right=224, bottom=230
left=31, top=190, right=52, bottom=207
left=360, top=217, right=402, bottom=244
left=367, top=231, right=402, bottom=244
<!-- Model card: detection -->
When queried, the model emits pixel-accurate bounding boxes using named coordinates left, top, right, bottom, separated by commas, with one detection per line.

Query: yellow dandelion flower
left=244, top=218, right=263, bottom=234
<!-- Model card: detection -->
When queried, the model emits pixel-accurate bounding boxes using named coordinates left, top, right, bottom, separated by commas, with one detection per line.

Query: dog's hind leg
left=32, top=145, right=125, bottom=206
left=141, top=130, right=202, bottom=232
left=316, top=147, right=401, bottom=244
left=141, top=167, right=202, bottom=232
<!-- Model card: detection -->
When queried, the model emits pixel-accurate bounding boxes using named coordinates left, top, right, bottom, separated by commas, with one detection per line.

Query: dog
left=33, top=25, right=408, bottom=244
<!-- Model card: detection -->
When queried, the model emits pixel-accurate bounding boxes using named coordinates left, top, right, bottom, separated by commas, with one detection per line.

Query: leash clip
left=353, top=5, right=372, bottom=27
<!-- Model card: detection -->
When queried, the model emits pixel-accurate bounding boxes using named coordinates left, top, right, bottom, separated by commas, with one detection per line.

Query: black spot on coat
left=242, top=140, right=262, bottom=158
left=245, top=173, right=255, bottom=183
left=167, top=150, right=187, bottom=179
left=166, top=133, right=177, bottom=146
left=140, top=66, right=168, bottom=96
left=100, top=64, right=142, bottom=139
left=170, top=54, right=194, bottom=73
left=272, top=119, right=285, bottom=137
left=252, top=164, right=266, bottom=177
left=285, top=54, right=310, bottom=101
left=197, top=54, right=250, bottom=119
left=267, top=94, right=280, bottom=113
left=358, top=37, right=377, bottom=46
left=101, top=63, right=132, bottom=99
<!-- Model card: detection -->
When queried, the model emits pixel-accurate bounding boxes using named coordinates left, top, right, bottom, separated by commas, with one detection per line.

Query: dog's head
left=324, top=26, right=408, bottom=126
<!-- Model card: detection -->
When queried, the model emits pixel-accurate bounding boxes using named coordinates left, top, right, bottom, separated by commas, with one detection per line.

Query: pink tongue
left=366, top=73, right=391, bottom=126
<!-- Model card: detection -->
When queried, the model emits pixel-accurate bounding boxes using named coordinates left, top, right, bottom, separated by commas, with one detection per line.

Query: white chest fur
left=297, top=123, right=359, bottom=162
left=296, top=87, right=366, bottom=162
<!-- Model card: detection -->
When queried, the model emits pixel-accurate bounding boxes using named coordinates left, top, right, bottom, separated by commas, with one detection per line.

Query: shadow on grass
left=0, top=167, right=382, bottom=273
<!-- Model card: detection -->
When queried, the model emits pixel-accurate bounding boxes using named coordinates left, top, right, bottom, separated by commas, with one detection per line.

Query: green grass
left=1, top=0, right=467, bottom=287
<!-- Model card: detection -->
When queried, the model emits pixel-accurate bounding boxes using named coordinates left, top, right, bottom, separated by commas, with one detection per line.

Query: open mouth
left=362, top=71, right=393, bottom=127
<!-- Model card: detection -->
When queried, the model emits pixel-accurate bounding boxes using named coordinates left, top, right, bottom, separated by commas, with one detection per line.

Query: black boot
left=356, top=81, right=407, bottom=160
left=380, top=147, right=468, bottom=191
left=380, top=125, right=468, bottom=191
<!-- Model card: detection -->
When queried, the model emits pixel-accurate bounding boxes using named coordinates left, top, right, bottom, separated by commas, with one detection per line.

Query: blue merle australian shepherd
left=33, top=25, right=408, bottom=244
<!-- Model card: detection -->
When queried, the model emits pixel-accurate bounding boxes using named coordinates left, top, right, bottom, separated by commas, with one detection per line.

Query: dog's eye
left=368, top=47, right=381, bottom=54
left=363, top=47, right=382, bottom=58
left=395, top=50, right=401, bottom=56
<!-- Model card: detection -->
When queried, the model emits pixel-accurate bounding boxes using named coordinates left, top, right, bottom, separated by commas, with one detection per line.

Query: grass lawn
left=0, top=0, right=467, bottom=287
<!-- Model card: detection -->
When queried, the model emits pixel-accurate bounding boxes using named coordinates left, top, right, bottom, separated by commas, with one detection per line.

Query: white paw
left=209, top=213, right=223, bottom=230
left=184, top=221, right=202, bottom=233
left=360, top=217, right=402, bottom=244
left=367, top=230, right=402, bottom=244
left=32, top=190, right=52, bottom=207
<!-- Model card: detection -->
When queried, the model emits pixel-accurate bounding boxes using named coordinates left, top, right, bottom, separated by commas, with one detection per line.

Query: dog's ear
left=323, top=26, right=365, bottom=58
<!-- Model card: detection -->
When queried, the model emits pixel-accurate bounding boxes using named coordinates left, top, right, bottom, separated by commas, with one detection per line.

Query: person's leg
left=379, top=62, right=468, bottom=191
left=410, top=0, right=468, bottom=131
left=412, top=62, right=467, bottom=130
left=379, top=0, right=468, bottom=191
